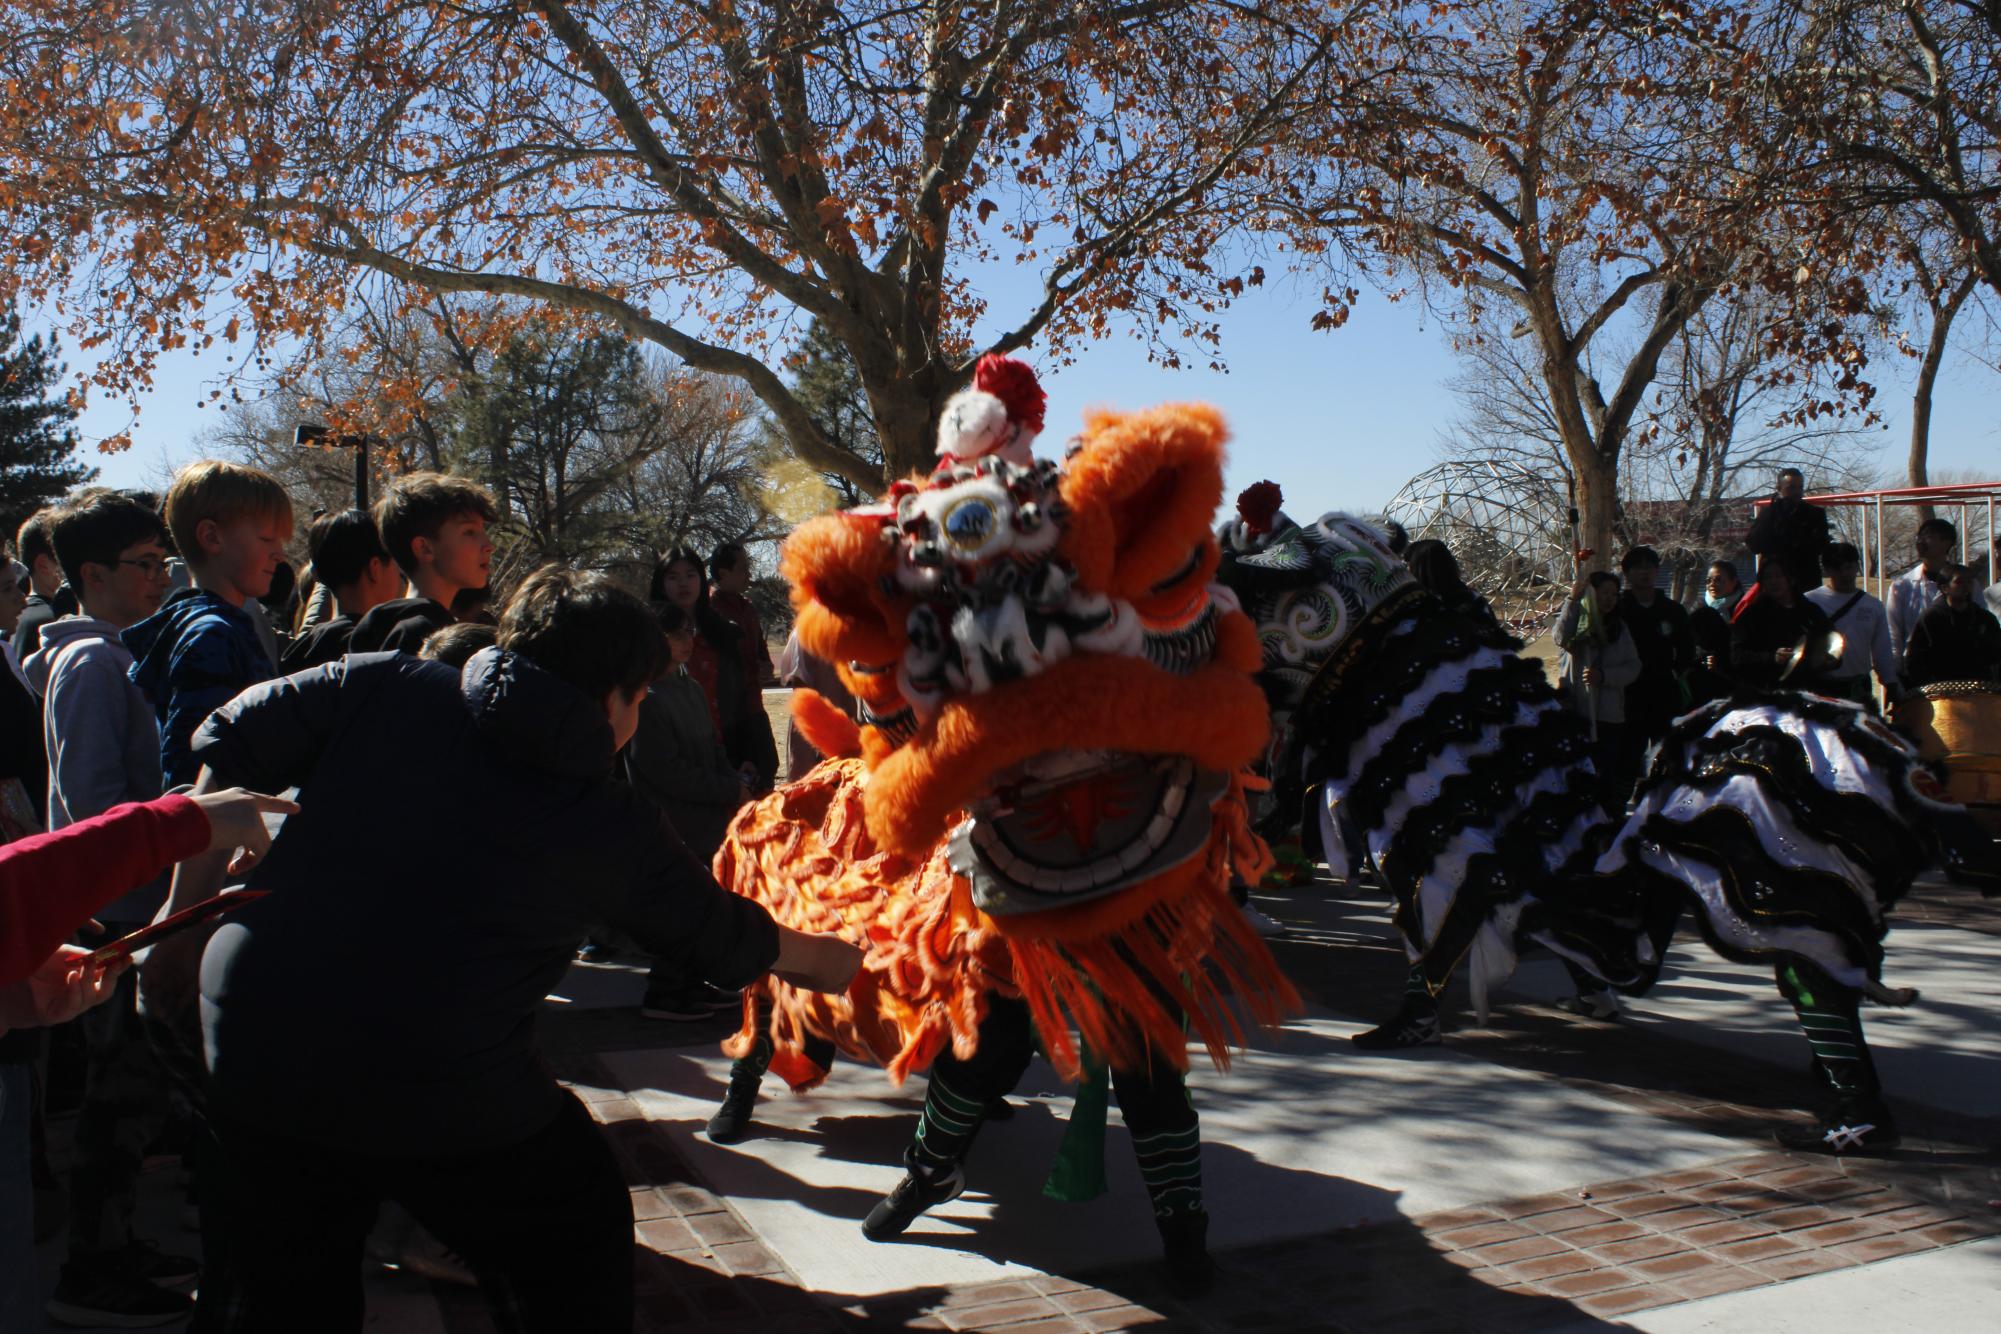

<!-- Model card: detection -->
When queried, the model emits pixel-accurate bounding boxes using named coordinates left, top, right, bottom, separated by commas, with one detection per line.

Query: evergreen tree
left=786, top=320, right=884, bottom=506
left=0, top=306, right=92, bottom=543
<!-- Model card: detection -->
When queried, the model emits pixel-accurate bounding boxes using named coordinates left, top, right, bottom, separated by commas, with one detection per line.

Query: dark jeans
left=206, top=1091, right=631, bottom=1333
left=1593, top=722, right=1634, bottom=816
left=69, top=927, right=176, bottom=1262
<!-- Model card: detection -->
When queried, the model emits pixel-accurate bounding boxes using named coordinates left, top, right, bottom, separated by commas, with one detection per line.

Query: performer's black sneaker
left=46, top=1260, right=193, bottom=1328
left=1775, top=1101, right=1901, bottom=1155
left=862, top=1162, right=965, bottom=1240
left=639, top=985, right=711, bottom=1020
left=706, top=1075, right=762, bottom=1144
left=1158, top=1211, right=1216, bottom=1300
left=1350, top=1011, right=1441, bottom=1050
left=1556, top=990, right=1622, bottom=1021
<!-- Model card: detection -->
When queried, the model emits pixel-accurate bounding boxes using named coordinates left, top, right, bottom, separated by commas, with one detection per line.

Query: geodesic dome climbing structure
left=1381, top=459, right=1573, bottom=640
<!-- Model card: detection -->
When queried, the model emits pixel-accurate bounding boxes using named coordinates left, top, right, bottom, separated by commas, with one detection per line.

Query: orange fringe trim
left=717, top=760, right=1296, bottom=1089
left=1001, top=770, right=1296, bottom=1079
left=715, top=758, right=1017, bottom=1090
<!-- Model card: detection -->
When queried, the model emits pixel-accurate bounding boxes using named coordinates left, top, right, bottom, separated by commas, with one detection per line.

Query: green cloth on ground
left=1042, top=1058, right=1110, bottom=1202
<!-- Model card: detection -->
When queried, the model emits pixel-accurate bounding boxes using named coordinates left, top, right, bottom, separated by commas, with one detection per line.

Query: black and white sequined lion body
left=1218, top=510, right=2001, bottom=1008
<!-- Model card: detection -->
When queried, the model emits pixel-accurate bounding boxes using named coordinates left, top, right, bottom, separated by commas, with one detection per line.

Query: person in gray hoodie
left=21, top=490, right=197, bottom=1328
left=624, top=602, right=749, bottom=861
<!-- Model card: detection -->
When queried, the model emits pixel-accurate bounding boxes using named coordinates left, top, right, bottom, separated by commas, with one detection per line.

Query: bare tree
left=1435, top=290, right=1876, bottom=601
left=1888, top=239, right=1983, bottom=519
left=1775, top=3, right=2001, bottom=299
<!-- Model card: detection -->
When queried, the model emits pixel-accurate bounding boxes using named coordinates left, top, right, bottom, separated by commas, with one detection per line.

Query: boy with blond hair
left=123, top=461, right=293, bottom=786
left=350, top=471, right=496, bottom=654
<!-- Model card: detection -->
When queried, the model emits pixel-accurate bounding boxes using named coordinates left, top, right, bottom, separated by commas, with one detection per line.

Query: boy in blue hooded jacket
left=124, top=461, right=293, bottom=786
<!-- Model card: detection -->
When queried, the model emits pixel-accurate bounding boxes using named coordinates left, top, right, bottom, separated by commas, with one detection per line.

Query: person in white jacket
left=1805, top=542, right=1900, bottom=709
left=1885, top=516, right=1957, bottom=667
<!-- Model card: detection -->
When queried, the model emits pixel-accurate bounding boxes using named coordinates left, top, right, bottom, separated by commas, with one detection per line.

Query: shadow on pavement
left=824, top=1203, right=1631, bottom=1332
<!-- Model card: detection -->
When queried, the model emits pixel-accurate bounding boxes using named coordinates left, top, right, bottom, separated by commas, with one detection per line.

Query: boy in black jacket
left=142, top=568, right=859, bottom=1331
left=349, top=472, right=496, bottom=654
left=1904, top=564, right=2001, bottom=688
left=279, top=509, right=405, bottom=671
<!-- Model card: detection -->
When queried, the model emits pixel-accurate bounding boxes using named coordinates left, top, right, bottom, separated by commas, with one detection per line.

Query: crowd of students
left=1550, top=471, right=2001, bottom=818
left=0, top=460, right=857, bottom=1330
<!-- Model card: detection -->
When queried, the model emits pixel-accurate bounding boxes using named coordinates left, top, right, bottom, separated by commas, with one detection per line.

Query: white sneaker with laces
left=1239, top=902, right=1286, bottom=938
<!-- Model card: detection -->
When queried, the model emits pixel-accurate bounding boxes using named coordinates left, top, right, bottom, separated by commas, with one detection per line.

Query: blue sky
left=52, top=264, right=2001, bottom=516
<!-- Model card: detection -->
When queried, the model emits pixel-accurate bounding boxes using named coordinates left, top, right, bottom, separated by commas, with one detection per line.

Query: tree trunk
left=1571, top=453, right=1619, bottom=575
left=1909, top=270, right=1978, bottom=524
left=869, top=390, right=936, bottom=482
left=849, top=336, right=950, bottom=485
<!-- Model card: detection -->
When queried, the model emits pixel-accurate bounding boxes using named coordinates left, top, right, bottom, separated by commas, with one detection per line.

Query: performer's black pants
left=205, top=1091, right=631, bottom=1333
left=921, top=997, right=1197, bottom=1154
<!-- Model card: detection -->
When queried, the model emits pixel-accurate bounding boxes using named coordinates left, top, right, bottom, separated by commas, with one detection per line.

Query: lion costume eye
left=943, top=497, right=998, bottom=550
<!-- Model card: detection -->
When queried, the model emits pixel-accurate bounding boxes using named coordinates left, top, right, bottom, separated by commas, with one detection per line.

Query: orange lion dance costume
left=709, top=355, right=1298, bottom=1290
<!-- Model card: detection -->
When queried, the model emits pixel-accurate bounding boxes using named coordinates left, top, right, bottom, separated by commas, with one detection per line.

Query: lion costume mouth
left=949, top=751, right=1231, bottom=915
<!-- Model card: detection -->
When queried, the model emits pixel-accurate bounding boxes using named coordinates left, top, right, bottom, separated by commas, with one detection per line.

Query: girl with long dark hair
left=648, top=548, right=777, bottom=792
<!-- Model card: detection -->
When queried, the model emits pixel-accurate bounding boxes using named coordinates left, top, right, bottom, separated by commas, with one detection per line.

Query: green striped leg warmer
left=1776, top=962, right=1879, bottom=1099
left=1115, top=1062, right=1204, bottom=1222
left=1131, top=1121, right=1204, bottom=1221
left=908, top=1072, right=992, bottom=1175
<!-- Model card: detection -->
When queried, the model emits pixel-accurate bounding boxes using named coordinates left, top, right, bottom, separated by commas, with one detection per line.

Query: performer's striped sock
left=728, top=1032, right=774, bottom=1084
left=1405, top=963, right=1440, bottom=1014
left=909, top=1072, right=990, bottom=1174
left=1132, top=1122, right=1205, bottom=1220
left=1778, top=963, right=1877, bottom=1097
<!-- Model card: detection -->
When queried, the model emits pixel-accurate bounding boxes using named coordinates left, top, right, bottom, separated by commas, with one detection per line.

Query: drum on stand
left=1898, top=682, right=2001, bottom=836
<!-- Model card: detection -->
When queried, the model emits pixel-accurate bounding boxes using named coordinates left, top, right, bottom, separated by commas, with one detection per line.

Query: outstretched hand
left=190, top=787, right=300, bottom=876
left=771, top=927, right=864, bottom=993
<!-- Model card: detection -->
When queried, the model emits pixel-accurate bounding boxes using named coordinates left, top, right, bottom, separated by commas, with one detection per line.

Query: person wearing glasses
left=18, top=490, right=200, bottom=1327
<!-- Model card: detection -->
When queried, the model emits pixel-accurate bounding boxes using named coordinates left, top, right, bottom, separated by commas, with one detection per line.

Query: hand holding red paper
left=0, top=945, right=129, bottom=1031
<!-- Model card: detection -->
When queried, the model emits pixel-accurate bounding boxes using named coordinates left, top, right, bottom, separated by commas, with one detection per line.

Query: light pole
left=294, top=423, right=372, bottom=511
